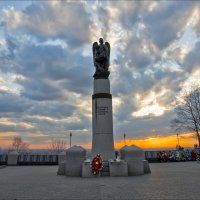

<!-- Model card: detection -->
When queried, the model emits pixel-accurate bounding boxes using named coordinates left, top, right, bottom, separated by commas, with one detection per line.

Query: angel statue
left=92, top=38, right=110, bottom=78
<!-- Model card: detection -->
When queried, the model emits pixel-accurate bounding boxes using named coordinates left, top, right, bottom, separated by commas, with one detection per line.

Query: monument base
left=57, top=145, right=151, bottom=177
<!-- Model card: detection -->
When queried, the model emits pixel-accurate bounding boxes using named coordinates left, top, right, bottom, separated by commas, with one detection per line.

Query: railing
left=0, top=149, right=199, bottom=165
left=0, top=154, right=58, bottom=165
left=145, top=151, right=159, bottom=162
left=0, top=154, right=7, bottom=165
left=17, top=154, right=58, bottom=165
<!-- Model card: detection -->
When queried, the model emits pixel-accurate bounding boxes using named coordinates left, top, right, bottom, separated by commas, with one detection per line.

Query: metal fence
left=0, top=149, right=199, bottom=165
left=0, top=154, right=7, bottom=165
left=145, top=151, right=159, bottom=162
left=18, top=154, right=58, bottom=165
left=0, top=154, right=58, bottom=165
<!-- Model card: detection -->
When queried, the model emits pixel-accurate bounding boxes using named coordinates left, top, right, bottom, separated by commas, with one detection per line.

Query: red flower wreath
left=91, top=154, right=103, bottom=175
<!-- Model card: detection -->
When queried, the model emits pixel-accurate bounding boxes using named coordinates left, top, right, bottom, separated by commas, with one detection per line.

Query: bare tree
left=171, top=86, right=200, bottom=147
left=49, top=139, right=67, bottom=154
left=11, top=137, right=29, bottom=153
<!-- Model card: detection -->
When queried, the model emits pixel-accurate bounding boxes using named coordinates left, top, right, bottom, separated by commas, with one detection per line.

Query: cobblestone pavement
left=0, top=162, right=200, bottom=200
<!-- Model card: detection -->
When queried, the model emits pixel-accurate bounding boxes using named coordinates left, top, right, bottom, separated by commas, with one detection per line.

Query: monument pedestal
left=92, top=79, right=115, bottom=160
left=65, top=146, right=86, bottom=177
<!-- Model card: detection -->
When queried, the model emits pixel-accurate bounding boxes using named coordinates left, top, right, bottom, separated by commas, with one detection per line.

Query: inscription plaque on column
left=97, top=107, right=108, bottom=115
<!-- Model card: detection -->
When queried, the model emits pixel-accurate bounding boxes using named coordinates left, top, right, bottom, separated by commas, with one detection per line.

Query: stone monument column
left=91, top=38, right=115, bottom=160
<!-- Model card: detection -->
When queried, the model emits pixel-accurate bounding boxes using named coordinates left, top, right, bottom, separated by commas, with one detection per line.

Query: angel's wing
left=92, top=42, right=98, bottom=57
left=105, top=42, right=110, bottom=66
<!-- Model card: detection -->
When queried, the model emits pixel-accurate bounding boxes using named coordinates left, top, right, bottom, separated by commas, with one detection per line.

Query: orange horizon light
left=0, top=132, right=198, bottom=150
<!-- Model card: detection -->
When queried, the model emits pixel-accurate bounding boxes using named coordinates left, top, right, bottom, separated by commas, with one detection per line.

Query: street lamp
left=177, top=133, right=180, bottom=149
left=124, top=133, right=126, bottom=146
left=70, top=132, right=72, bottom=148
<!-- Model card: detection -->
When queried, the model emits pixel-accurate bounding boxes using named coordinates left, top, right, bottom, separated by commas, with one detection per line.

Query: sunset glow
left=0, top=132, right=198, bottom=150
left=115, top=132, right=198, bottom=149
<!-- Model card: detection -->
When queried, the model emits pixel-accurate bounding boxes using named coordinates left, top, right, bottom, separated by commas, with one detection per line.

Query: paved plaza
left=0, top=162, right=200, bottom=200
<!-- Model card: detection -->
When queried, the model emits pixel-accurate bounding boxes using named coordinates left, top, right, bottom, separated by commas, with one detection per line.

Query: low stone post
left=65, top=146, right=86, bottom=177
left=57, top=151, right=67, bottom=175
left=143, top=160, right=151, bottom=174
left=57, top=160, right=66, bottom=175
left=58, top=151, right=66, bottom=164
left=119, top=145, right=145, bottom=176
left=82, top=160, right=93, bottom=178
left=7, top=151, right=19, bottom=166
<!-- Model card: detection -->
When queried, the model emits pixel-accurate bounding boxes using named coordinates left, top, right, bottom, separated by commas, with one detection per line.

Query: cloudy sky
left=0, top=1, right=200, bottom=149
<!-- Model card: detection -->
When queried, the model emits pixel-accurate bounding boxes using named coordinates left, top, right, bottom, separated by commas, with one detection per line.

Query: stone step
left=101, top=166, right=109, bottom=172
left=101, top=161, right=110, bottom=176
left=101, top=171, right=110, bottom=176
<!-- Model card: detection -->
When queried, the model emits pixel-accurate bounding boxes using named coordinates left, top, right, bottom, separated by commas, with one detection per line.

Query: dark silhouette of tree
left=11, top=137, right=29, bottom=153
left=49, top=139, right=67, bottom=154
left=171, top=86, right=200, bottom=147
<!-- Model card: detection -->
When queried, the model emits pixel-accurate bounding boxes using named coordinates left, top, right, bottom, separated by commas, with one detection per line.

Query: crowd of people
left=157, top=147, right=200, bottom=162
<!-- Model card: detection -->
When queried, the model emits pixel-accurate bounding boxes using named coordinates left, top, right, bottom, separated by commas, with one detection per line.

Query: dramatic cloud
left=183, top=41, right=200, bottom=73
left=2, top=2, right=92, bottom=46
left=0, top=1, right=200, bottom=148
